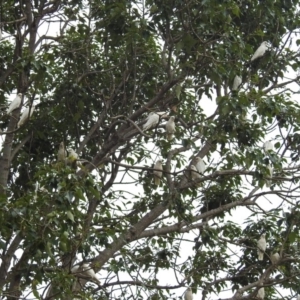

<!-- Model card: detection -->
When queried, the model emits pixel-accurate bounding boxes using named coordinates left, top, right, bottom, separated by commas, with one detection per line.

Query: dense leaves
left=1, top=0, right=300, bottom=299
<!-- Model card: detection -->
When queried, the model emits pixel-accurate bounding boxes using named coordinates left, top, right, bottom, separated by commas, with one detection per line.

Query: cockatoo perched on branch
left=153, top=160, right=163, bottom=186
left=265, top=165, right=273, bottom=187
left=194, top=157, right=206, bottom=174
left=57, top=142, right=67, bottom=162
left=184, top=287, right=193, bottom=300
left=7, top=93, right=22, bottom=114
left=263, top=141, right=274, bottom=152
left=17, top=105, right=35, bottom=128
left=270, top=252, right=280, bottom=264
left=68, top=148, right=78, bottom=162
left=143, top=111, right=167, bottom=131
left=82, top=263, right=100, bottom=284
left=251, top=41, right=269, bottom=61
left=165, top=116, right=175, bottom=140
left=257, top=287, right=265, bottom=299
left=190, top=165, right=201, bottom=187
left=257, top=233, right=266, bottom=261
left=232, top=75, right=242, bottom=91
left=71, top=263, right=100, bottom=284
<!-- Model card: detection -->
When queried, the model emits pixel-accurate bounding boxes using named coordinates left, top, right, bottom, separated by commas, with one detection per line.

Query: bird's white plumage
left=17, top=105, right=35, bottom=128
left=265, top=165, right=273, bottom=187
left=71, top=265, right=80, bottom=273
left=57, top=142, right=67, bottom=162
left=194, top=157, right=206, bottom=174
left=270, top=252, right=280, bottom=264
left=72, top=263, right=100, bottom=284
left=232, top=75, right=242, bottom=91
left=153, top=160, right=163, bottom=186
left=82, top=263, right=100, bottom=283
left=257, top=233, right=266, bottom=261
left=190, top=165, right=201, bottom=179
left=263, top=141, right=274, bottom=152
left=251, top=41, right=269, bottom=61
left=68, top=148, right=78, bottom=162
left=165, top=116, right=175, bottom=140
left=143, top=111, right=167, bottom=131
left=297, top=295, right=300, bottom=300
left=184, top=287, right=193, bottom=300
left=257, top=287, right=265, bottom=299
left=7, top=93, right=22, bottom=115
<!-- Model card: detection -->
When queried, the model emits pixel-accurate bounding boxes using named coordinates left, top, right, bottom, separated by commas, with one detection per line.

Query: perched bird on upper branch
left=57, top=142, right=67, bottom=162
left=82, top=263, right=101, bottom=284
left=153, top=160, right=163, bottom=186
left=270, top=252, right=280, bottom=264
left=251, top=41, right=269, bottom=61
left=257, top=287, right=265, bottom=299
left=194, top=157, right=206, bottom=174
left=165, top=116, right=175, bottom=140
left=257, top=233, right=266, bottom=261
left=232, top=75, right=242, bottom=91
left=71, top=263, right=100, bottom=284
left=265, top=164, right=273, bottom=187
left=263, top=140, right=274, bottom=152
left=17, top=105, right=35, bottom=128
left=190, top=165, right=202, bottom=187
left=143, top=111, right=167, bottom=131
left=7, top=93, right=22, bottom=114
left=184, top=287, right=193, bottom=300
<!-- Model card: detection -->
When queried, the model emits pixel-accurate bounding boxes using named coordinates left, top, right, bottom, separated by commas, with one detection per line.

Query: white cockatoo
left=257, top=233, right=266, bottom=261
left=232, top=75, right=242, bottom=91
left=184, top=287, right=193, bottom=300
left=251, top=41, right=269, bottom=61
left=153, top=160, right=163, bottom=186
left=17, top=105, right=35, bottom=128
left=270, top=252, right=280, bottom=264
left=165, top=116, right=175, bottom=140
left=7, top=93, right=22, bottom=115
left=190, top=165, right=201, bottom=187
left=82, top=263, right=100, bottom=284
left=194, top=157, right=206, bottom=174
left=57, top=142, right=67, bottom=162
left=263, top=140, right=274, bottom=152
left=71, top=265, right=80, bottom=273
left=143, top=111, right=167, bottom=131
left=71, top=263, right=100, bottom=284
left=257, top=287, right=265, bottom=299
left=68, top=148, right=78, bottom=162
left=265, top=165, right=273, bottom=187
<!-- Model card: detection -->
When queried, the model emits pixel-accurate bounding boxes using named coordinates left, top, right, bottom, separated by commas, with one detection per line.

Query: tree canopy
left=1, top=0, right=300, bottom=299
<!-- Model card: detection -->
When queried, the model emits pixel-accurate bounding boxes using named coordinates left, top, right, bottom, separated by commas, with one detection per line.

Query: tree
left=1, top=0, right=300, bottom=299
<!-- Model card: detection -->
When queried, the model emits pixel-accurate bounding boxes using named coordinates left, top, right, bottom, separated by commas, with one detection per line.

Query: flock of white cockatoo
left=6, top=92, right=35, bottom=128
left=231, top=41, right=269, bottom=92
left=4, top=41, right=272, bottom=297
left=143, top=110, right=207, bottom=186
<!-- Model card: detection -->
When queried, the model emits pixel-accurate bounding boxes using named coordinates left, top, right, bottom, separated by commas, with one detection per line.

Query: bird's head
left=170, top=116, right=175, bottom=121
